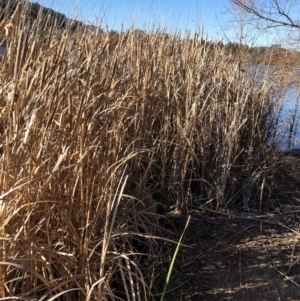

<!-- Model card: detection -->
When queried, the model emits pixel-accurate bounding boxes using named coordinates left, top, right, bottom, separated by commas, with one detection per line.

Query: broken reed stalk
left=0, top=2, right=288, bottom=300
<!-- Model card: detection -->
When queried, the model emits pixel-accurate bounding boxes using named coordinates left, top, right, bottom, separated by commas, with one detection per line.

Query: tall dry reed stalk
left=0, top=2, right=281, bottom=300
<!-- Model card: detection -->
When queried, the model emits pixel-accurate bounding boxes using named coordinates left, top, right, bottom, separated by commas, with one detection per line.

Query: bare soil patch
left=157, top=153, right=300, bottom=301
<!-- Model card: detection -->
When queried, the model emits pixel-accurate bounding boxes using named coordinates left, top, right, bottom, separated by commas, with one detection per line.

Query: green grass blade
left=160, top=215, right=191, bottom=301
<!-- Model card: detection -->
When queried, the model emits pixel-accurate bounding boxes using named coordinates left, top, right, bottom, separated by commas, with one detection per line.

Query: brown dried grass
left=0, top=3, right=283, bottom=301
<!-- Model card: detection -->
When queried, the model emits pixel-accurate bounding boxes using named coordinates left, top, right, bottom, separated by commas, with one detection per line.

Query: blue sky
left=32, top=0, right=278, bottom=45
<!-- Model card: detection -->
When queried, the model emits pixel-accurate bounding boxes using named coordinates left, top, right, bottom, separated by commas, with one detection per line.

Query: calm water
left=273, top=84, right=300, bottom=150
left=0, top=45, right=5, bottom=54
left=247, top=64, right=300, bottom=150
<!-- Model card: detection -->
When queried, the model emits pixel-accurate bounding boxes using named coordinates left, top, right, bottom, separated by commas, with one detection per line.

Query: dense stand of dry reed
left=0, top=2, right=282, bottom=300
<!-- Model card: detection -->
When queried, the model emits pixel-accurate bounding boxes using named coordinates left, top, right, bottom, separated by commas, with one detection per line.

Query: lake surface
left=0, top=45, right=6, bottom=55
left=247, top=64, right=300, bottom=150
left=274, top=84, right=300, bottom=150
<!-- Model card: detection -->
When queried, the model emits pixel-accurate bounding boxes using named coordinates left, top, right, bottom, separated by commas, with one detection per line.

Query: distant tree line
left=0, top=0, right=85, bottom=30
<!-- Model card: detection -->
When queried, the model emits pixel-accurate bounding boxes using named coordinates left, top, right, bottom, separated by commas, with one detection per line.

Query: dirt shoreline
left=159, top=152, right=300, bottom=301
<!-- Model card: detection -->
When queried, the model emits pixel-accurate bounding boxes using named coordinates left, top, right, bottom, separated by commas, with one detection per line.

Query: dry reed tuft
left=0, top=2, right=284, bottom=300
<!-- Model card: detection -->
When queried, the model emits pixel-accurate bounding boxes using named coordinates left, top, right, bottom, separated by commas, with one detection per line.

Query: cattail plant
left=0, top=1, right=286, bottom=300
